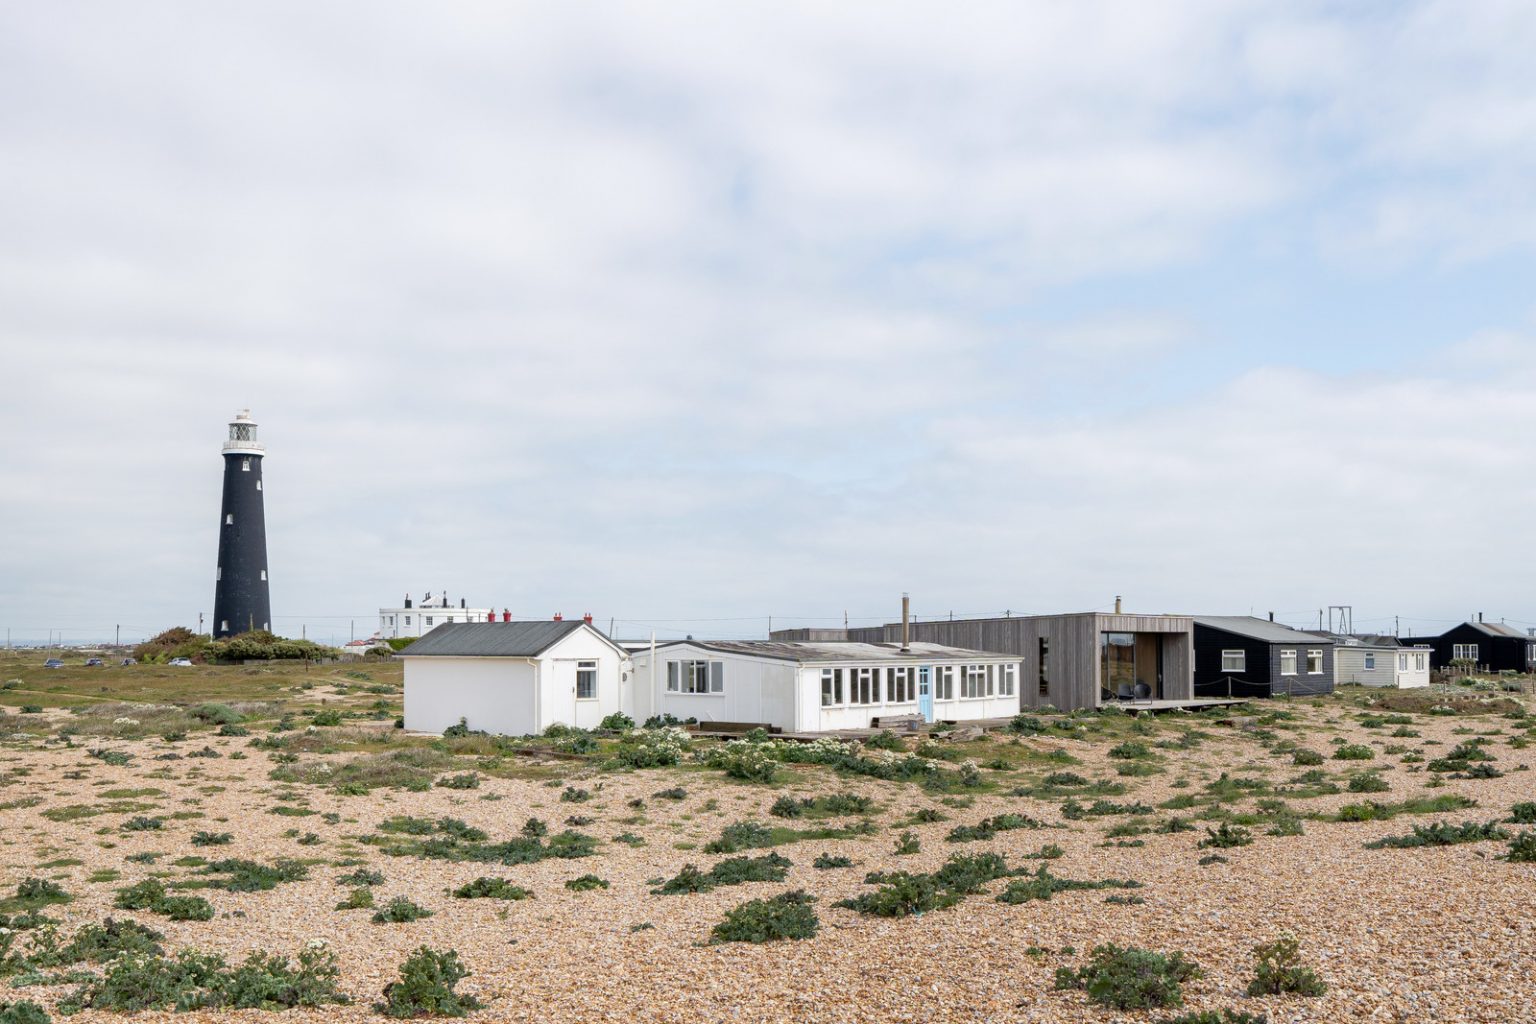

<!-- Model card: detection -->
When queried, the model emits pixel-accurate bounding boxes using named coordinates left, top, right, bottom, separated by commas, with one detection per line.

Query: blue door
left=918, top=667, right=934, bottom=723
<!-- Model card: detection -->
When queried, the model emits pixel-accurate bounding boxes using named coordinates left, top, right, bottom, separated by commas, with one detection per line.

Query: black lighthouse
left=212, top=409, right=271, bottom=638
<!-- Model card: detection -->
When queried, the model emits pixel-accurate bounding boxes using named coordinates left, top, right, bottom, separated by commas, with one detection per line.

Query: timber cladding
left=874, top=613, right=1194, bottom=711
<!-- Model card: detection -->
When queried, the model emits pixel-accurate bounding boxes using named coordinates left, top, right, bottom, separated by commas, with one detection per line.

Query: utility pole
left=115, top=624, right=120, bottom=648
left=198, top=612, right=204, bottom=636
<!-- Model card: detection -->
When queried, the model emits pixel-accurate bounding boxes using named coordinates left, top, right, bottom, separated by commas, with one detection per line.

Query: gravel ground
left=1, top=697, right=1533, bottom=1023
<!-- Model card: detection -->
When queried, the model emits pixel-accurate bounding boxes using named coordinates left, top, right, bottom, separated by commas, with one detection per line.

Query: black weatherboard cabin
left=1192, top=616, right=1335, bottom=698
left=212, top=410, right=271, bottom=638
left=1399, top=619, right=1536, bottom=673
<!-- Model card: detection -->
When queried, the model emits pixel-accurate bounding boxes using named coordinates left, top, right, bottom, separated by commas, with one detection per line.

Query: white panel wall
left=540, top=629, right=629, bottom=730
left=404, top=657, right=538, bottom=735
left=1335, top=646, right=1432, bottom=689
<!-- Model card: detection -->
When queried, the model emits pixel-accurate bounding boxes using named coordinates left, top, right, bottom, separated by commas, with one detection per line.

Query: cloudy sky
left=3, top=1, right=1535, bottom=645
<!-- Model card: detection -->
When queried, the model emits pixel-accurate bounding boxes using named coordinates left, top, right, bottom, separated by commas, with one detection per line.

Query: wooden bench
left=870, top=713, right=926, bottom=731
left=687, top=721, right=780, bottom=735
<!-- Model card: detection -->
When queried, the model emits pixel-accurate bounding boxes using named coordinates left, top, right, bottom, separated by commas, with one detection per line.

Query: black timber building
left=1399, top=620, right=1536, bottom=673
left=1192, top=616, right=1335, bottom=698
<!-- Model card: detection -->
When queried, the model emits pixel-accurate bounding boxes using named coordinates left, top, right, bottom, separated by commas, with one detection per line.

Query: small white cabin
left=629, top=640, right=1022, bottom=733
left=1333, top=641, right=1431, bottom=688
left=399, top=621, right=631, bottom=735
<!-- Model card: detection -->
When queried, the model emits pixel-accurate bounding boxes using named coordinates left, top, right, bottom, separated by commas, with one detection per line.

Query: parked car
left=119, top=658, right=137, bottom=666
left=43, top=658, right=64, bottom=669
left=84, top=658, right=103, bottom=667
left=167, top=657, right=194, bottom=667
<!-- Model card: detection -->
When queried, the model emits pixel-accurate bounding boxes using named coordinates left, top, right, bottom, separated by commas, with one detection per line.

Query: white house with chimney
left=379, top=592, right=494, bottom=639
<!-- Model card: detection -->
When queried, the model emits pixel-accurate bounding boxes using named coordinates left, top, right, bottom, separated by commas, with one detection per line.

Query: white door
left=564, top=659, right=603, bottom=729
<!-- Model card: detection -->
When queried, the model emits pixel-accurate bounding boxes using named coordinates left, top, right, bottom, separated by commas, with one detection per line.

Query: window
left=216, top=566, right=221, bottom=581
left=998, top=663, right=1017, bottom=697
left=1280, top=650, right=1297, bottom=676
left=225, top=513, right=233, bottom=525
left=1306, top=649, right=1324, bottom=674
left=932, top=666, right=954, bottom=701
left=241, top=458, right=250, bottom=472
left=1221, top=650, right=1246, bottom=673
left=1364, top=653, right=1376, bottom=670
left=425, top=616, right=433, bottom=627
left=1415, top=653, right=1426, bottom=671
left=404, top=615, right=411, bottom=626
left=849, top=668, right=878, bottom=705
left=576, top=661, right=597, bottom=700
left=961, top=664, right=987, bottom=699
left=885, top=667, right=913, bottom=703
left=1395, top=653, right=1404, bottom=671
left=259, top=569, right=267, bottom=581
left=820, top=668, right=844, bottom=706
left=1453, top=643, right=1479, bottom=662
left=220, top=620, right=228, bottom=631
left=670, top=661, right=722, bottom=694
left=1038, top=638, right=1050, bottom=695
left=256, top=480, right=262, bottom=491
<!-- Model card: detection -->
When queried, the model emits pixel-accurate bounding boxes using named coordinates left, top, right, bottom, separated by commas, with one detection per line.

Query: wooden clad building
left=840, top=612, right=1194, bottom=711
left=1399, top=619, right=1536, bottom=673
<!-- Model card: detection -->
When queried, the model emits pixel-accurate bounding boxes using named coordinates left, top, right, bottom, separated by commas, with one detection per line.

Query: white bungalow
left=398, top=621, right=631, bottom=735
left=628, top=640, right=1022, bottom=733
left=1331, top=636, right=1431, bottom=689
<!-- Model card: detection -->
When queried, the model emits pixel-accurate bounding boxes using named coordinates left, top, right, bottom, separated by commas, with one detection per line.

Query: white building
left=399, top=620, right=631, bottom=735
left=1332, top=637, right=1431, bottom=688
left=629, top=640, right=1022, bottom=733
left=379, top=592, right=494, bottom=639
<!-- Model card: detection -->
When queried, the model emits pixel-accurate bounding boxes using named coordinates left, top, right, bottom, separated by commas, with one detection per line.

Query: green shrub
left=864, top=730, right=906, bottom=752
left=653, top=853, right=792, bottom=895
left=190, top=703, right=243, bottom=726
left=893, top=831, right=920, bottom=855
left=115, top=878, right=168, bottom=911
left=996, top=866, right=1141, bottom=904
left=654, top=787, right=687, bottom=801
left=0, top=1001, right=49, bottom=1024
left=14, top=878, right=69, bottom=906
left=599, top=712, right=634, bottom=731
left=335, top=888, right=375, bottom=910
left=192, top=831, right=233, bottom=846
left=1333, top=744, right=1375, bottom=761
left=311, top=710, right=344, bottom=727
left=1246, top=935, right=1326, bottom=997
left=812, top=853, right=852, bottom=870
left=703, top=821, right=775, bottom=854
left=1158, top=1012, right=1267, bottom=1024
left=377, top=947, right=482, bottom=1018
left=451, top=878, right=531, bottom=900
left=560, top=787, right=590, bottom=803
left=436, top=773, right=480, bottom=791
left=769, top=793, right=873, bottom=819
left=1054, top=943, right=1202, bottom=1010
left=709, top=890, right=818, bottom=944
left=1506, top=831, right=1536, bottom=863
left=372, top=897, right=434, bottom=924
left=1507, top=802, right=1536, bottom=824
left=564, top=874, right=609, bottom=892
left=157, top=896, right=215, bottom=922
left=18, top=706, right=42, bottom=715
left=836, top=872, right=957, bottom=917
left=946, top=813, right=1044, bottom=843
left=336, top=868, right=385, bottom=887
left=1108, top=741, right=1152, bottom=760
left=1365, top=821, right=1509, bottom=849
left=72, top=944, right=347, bottom=1012
left=123, top=815, right=164, bottom=832
left=1198, top=824, right=1253, bottom=849
left=201, top=858, right=308, bottom=892
left=1347, top=773, right=1390, bottom=794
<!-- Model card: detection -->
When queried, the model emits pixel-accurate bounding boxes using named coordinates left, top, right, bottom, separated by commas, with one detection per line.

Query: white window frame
left=1364, top=653, right=1376, bottom=670
left=932, top=665, right=954, bottom=701
left=1415, top=653, right=1426, bottom=671
left=1395, top=653, right=1404, bottom=671
left=1221, top=649, right=1246, bottom=673
left=1279, top=649, right=1297, bottom=676
left=670, top=660, right=722, bottom=695
left=820, top=668, right=844, bottom=707
left=404, top=615, right=411, bottom=626
left=1306, top=649, right=1324, bottom=674
left=848, top=667, right=879, bottom=706
left=425, top=616, right=433, bottom=627
left=576, top=660, right=598, bottom=700
left=1453, top=643, right=1479, bottom=662
left=887, top=666, right=914, bottom=704
left=998, top=663, right=1017, bottom=697
left=961, top=664, right=987, bottom=699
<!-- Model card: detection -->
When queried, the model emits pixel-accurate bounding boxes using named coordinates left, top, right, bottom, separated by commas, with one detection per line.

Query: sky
left=2, top=1, right=1535, bottom=646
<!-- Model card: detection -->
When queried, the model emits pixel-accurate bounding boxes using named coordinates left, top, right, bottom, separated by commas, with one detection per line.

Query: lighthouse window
left=225, top=514, right=233, bottom=525
left=220, top=620, right=229, bottom=632
left=241, top=458, right=250, bottom=472
left=260, top=570, right=267, bottom=581
left=216, top=567, right=221, bottom=580
left=256, top=480, right=262, bottom=491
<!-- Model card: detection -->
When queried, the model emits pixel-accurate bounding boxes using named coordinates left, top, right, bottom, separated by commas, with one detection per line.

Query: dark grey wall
left=212, top=452, right=271, bottom=637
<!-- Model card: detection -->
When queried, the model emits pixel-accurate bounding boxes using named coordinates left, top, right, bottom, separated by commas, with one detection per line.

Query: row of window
left=820, top=663, right=1016, bottom=707
left=382, top=614, right=467, bottom=628
left=1221, top=649, right=1324, bottom=675
left=667, top=660, right=724, bottom=694
left=1453, top=644, right=1479, bottom=662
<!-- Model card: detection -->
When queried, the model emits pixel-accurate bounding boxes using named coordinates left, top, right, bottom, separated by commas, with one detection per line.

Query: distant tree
left=133, top=627, right=211, bottom=664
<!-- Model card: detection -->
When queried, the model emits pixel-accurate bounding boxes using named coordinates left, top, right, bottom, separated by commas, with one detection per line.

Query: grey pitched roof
left=652, top=640, right=1017, bottom=664
left=396, top=620, right=588, bottom=657
left=1469, top=621, right=1530, bottom=639
left=1193, top=616, right=1333, bottom=645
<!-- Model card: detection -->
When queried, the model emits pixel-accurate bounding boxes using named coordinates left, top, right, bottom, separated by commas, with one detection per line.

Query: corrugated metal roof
left=651, top=640, right=1017, bottom=664
left=396, top=620, right=586, bottom=657
left=1193, top=616, right=1334, bottom=645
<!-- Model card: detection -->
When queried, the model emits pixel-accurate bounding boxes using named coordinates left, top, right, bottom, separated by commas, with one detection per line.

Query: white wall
left=379, top=607, right=493, bottom=638
left=1335, top=646, right=1431, bottom=688
left=404, top=657, right=538, bottom=735
left=633, top=645, right=1022, bottom=733
left=539, top=629, right=629, bottom=730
